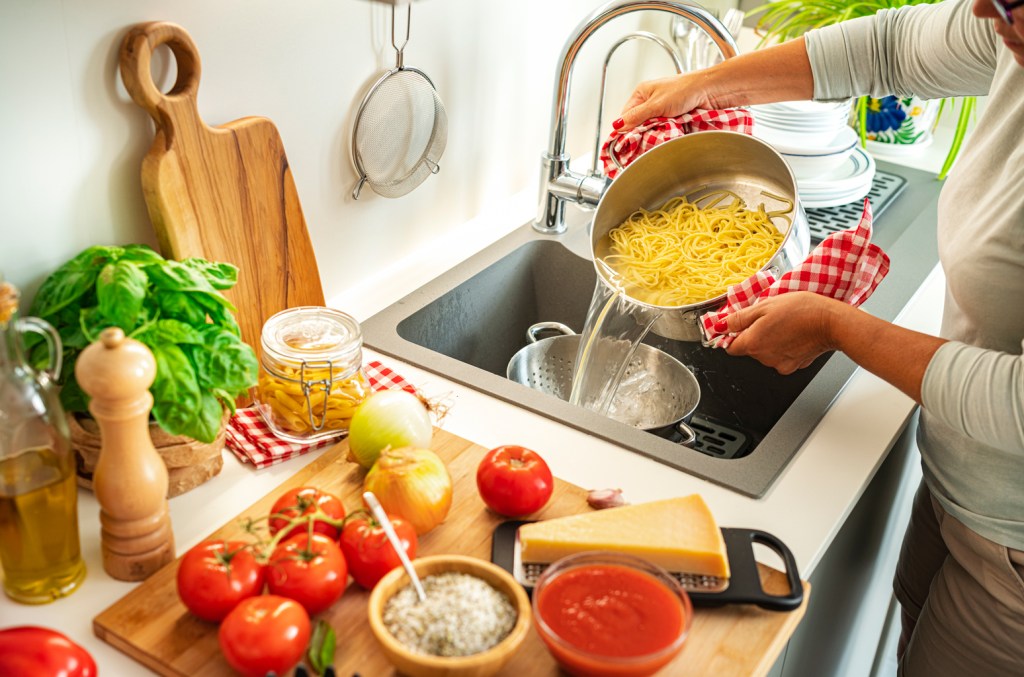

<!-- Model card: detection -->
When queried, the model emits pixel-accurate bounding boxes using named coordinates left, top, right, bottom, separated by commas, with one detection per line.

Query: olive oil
left=0, top=446, right=86, bottom=604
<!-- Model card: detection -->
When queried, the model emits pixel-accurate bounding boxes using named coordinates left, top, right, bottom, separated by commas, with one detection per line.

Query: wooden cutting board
left=93, top=428, right=809, bottom=676
left=119, top=22, right=325, bottom=352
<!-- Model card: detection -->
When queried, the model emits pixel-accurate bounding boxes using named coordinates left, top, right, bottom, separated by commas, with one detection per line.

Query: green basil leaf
left=145, top=260, right=218, bottom=294
left=30, top=246, right=120, bottom=317
left=212, top=388, right=239, bottom=416
left=59, top=373, right=90, bottom=413
left=191, top=390, right=224, bottom=444
left=182, top=258, right=239, bottom=290
left=188, top=330, right=257, bottom=394
left=157, top=292, right=207, bottom=326
left=119, top=244, right=165, bottom=265
left=306, top=620, right=336, bottom=675
left=137, top=318, right=205, bottom=346
left=96, top=261, right=148, bottom=332
left=79, top=307, right=117, bottom=344
left=150, top=343, right=202, bottom=439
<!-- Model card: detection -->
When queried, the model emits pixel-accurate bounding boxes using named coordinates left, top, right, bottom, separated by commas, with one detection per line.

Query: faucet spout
left=534, top=0, right=737, bottom=234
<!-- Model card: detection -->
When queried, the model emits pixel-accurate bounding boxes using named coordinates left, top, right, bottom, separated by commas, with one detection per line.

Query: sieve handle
left=527, top=322, right=576, bottom=344
left=674, top=421, right=697, bottom=447
left=391, top=3, right=411, bottom=70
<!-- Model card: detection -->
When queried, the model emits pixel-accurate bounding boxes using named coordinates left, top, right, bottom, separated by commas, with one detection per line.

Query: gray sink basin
left=363, top=159, right=943, bottom=497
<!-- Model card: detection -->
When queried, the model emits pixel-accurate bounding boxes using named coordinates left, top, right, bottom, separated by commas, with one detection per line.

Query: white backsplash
left=0, top=0, right=683, bottom=310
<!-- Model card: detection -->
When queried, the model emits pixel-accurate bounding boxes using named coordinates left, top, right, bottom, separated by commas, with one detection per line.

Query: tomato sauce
left=536, top=563, right=687, bottom=675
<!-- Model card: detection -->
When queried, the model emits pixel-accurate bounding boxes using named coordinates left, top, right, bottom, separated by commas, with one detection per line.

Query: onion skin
left=364, top=447, right=453, bottom=535
left=347, top=390, right=433, bottom=469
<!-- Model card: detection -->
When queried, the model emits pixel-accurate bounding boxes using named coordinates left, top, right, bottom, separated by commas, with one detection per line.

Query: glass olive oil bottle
left=0, top=282, right=85, bottom=603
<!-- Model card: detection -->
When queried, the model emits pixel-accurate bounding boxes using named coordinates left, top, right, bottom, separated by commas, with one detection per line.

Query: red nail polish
left=713, top=319, right=729, bottom=333
left=612, top=118, right=624, bottom=130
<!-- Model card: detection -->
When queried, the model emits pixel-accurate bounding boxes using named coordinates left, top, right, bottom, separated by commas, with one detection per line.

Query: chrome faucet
left=534, top=0, right=738, bottom=235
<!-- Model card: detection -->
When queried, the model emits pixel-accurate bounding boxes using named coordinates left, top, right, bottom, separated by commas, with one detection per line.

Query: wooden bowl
left=367, top=554, right=531, bottom=677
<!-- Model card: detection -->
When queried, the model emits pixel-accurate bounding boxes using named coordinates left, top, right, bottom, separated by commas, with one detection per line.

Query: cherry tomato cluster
left=176, top=486, right=417, bottom=677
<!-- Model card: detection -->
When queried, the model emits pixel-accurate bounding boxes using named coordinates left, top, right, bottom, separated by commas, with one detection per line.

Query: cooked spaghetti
left=599, top=190, right=790, bottom=306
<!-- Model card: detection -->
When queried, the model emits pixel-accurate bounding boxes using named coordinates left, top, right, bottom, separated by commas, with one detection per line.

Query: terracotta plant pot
left=69, top=412, right=226, bottom=497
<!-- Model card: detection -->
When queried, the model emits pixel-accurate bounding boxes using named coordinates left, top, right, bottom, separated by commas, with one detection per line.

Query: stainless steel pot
left=591, top=130, right=810, bottom=341
left=506, top=322, right=700, bottom=445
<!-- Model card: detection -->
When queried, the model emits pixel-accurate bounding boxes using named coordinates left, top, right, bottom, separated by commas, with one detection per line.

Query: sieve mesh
left=507, top=336, right=699, bottom=429
left=353, top=68, right=448, bottom=199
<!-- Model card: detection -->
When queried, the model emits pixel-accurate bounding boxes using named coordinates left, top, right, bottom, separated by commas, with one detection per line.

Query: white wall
left=0, top=0, right=694, bottom=310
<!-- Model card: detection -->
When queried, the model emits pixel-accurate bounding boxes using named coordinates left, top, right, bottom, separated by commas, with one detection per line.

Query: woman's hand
left=615, top=72, right=716, bottom=132
left=722, top=292, right=847, bottom=374
left=614, top=38, right=816, bottom=132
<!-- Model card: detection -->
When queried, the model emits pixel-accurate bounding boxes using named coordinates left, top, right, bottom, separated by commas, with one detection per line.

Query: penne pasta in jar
left=255, top=307, right=370, bottom=443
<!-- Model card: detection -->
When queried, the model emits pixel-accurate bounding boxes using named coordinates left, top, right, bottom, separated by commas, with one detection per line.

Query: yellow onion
left=364, top=446, right=452, bottom=535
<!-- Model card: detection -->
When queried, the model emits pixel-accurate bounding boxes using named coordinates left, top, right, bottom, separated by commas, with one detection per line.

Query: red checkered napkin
left=700, top=200, right=890, bottom=349
left=600, top=108, right=755, bottom=179
left=225, top=360, right=419, bottom=469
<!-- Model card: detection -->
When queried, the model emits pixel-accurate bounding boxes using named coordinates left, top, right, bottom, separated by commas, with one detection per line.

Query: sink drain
left=687, top=414, right=751, bottom=459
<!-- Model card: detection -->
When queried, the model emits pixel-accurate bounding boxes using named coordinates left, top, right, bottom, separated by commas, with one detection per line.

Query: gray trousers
left=895, top=481, right=1024, bottom=675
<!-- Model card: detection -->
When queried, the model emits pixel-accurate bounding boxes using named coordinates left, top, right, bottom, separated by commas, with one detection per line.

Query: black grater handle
left=490, top=521, right=803, bottom=611
left=689, top=527, right=804, bottom=611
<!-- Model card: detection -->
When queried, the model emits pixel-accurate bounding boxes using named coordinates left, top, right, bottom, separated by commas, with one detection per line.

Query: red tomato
left=476, top=445, right=554, bottom=517
left=176, top=540, right=265, bottom=622
left=0, top=626, right=97, bottom=677
left=269, top=486, right=346, bottom=541
left=267, top=533, right=348, bottom=615
left=218, top=595, right=311, bottom=677
left=340, top=512, right=418, bottom=589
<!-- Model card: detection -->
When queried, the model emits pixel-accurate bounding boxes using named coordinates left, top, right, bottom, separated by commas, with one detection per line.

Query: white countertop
left=0, top=124, right=955, bottom=674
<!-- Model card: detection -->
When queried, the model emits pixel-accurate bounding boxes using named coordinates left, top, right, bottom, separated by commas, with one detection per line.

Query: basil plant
left=30, top=244, right=257, bottom=443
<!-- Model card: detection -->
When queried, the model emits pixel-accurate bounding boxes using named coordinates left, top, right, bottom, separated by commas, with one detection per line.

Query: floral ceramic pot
left=862, top=95, right=939, bottom=147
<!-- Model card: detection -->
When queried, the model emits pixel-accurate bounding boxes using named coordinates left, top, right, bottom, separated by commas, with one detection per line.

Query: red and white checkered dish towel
left=225, top=360, right=419, bottom=469
left=600, top=108, right=755, bottom=179
left=700, top=200, right=890, bottom=349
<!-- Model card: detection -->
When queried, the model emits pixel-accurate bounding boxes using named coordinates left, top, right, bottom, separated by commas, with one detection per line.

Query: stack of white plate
left=752, top=100, right=874, bottom=208
left=796, top=147, right=876, bottom=209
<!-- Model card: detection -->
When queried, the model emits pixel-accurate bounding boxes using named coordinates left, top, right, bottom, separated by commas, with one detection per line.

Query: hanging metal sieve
left=351, top=3, right=448, bottom=199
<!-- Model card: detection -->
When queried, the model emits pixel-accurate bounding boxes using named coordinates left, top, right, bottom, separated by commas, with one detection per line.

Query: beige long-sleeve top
left=805, top=0, right=1024, bottom=549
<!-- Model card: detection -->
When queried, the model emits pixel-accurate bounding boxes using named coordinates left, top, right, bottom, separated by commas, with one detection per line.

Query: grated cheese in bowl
left=382, top=572, right=517, bottom=657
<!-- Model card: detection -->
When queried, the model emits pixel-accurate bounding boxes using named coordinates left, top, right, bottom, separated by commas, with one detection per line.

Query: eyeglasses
left=992, top=0, right=1024, bottom=24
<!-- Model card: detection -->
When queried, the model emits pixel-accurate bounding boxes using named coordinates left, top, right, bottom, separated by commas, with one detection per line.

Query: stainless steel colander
left=506, top=323, right=700, bottom=444
left=351, top=3, right=448, bottom=199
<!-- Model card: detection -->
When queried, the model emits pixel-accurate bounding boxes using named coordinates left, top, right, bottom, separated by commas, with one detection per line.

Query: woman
left=613, top=0, right=1024, bottom=673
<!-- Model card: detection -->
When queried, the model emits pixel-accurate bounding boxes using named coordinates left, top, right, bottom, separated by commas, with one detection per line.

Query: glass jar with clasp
left=0, top=281, right=86, bottom=603
left=255, top=307, right=370, bottom=443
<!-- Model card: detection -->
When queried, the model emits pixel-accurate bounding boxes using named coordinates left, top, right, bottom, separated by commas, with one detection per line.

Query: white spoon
left=363, top=491, right=426, bottom=603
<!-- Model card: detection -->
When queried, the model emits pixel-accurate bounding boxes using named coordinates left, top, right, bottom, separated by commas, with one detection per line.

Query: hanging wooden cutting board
left=119, top=22, right=325, bottom=351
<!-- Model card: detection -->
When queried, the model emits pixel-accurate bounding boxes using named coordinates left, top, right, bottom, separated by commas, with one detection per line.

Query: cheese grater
left=491, top=521, right=804, bottom=611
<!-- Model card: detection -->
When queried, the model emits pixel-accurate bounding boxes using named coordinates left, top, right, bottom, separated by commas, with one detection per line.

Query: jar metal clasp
left=299, top=359, right=335, bottom=432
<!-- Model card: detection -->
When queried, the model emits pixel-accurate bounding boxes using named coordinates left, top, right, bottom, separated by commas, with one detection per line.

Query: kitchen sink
left=363, top=159, right=943, bottom=497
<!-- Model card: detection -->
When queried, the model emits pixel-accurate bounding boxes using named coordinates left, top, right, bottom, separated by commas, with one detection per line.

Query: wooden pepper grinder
left=76, top=327, right=175, bottom=580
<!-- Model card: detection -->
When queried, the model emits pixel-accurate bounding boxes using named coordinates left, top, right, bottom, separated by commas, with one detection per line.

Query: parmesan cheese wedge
left=518, top=494, right=730, bottom=579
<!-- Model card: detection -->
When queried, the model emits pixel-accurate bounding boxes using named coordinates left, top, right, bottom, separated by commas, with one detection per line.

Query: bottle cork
left=76, top=327, right=174, bottom=581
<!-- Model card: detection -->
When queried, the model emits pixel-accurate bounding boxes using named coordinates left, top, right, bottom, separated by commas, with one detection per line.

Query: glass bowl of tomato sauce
left=532, top=551, right=693, bottom=677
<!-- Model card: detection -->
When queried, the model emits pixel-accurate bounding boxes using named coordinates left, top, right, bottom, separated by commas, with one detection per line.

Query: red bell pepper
left=0, top=626, right=97, bottom=677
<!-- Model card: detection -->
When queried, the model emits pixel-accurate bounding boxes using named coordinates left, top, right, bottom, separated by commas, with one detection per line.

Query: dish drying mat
left=804, top=170, right=906, bottom=243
